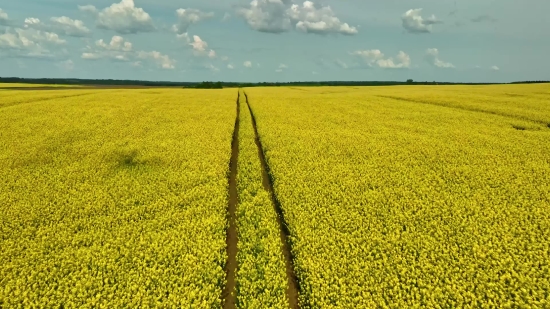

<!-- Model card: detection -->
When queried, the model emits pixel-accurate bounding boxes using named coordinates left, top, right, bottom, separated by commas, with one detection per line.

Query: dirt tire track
left=222, top=92, right=240, bottom=309
left=244, top=92, right=301, bottom=309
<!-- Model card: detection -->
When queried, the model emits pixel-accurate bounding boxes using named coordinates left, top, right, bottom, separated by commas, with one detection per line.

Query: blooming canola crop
left=1, top=84, right=549, bottom=308
left=0, top=89, right=236, bottom=307
left=246, top=85, right=550, bottom=308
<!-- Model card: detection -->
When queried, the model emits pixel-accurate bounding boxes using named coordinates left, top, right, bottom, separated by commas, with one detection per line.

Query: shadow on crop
left=512, top=125, right=527, bottom=131
left=510, top=123, right=550, bottom=132
left=112, top=148, right=160, bottom=169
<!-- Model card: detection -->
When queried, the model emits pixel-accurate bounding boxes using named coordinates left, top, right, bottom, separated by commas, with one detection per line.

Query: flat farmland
left=1, top=84, right=549, bottom=308
left=0, top=89, right=236, bottom=307
left=245, top=84, right=550, bottom=308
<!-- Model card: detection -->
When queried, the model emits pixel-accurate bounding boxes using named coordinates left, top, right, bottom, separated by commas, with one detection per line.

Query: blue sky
left=1, top=0, right=548, bottom=83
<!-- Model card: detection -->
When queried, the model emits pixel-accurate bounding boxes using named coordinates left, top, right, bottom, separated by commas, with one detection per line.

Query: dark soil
left=222, top=92, right=240, bottom=309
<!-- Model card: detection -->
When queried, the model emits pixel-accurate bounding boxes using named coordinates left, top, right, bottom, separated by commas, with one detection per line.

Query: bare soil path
left=222, top=92, right=240, bottom=309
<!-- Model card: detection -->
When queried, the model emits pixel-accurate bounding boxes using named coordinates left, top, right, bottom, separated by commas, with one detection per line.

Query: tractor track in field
left=244, top=92, right=301, bottom=309
left=222, top=92, right=240, bottom=309
left=0, top=93, right=94, bottom=110
left=377, top=95, right=549, bottom=126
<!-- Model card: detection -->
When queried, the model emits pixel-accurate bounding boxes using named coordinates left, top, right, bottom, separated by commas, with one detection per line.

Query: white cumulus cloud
left=352, top=49, right=411, bottom=69
left=173, top=8, right=214, bottom=35
left=50, top=17, right=91, bottom=37
left=237, top=0, right=292, bottom=33
left=425, top=48, right=455, bottom=68
left=0, top=8, right=10, bottom=26
left=24, top=17, right=41, bottom=27
left=78, top=5, right=98, bottom=15
left=81, top=35, right=172, bottom=70
left=82, top=0, right=155, bottom=34
left=237, top=0, right=357, bottom=35
left=26, top=17, right=91, bottom=37
left=289, top=1, right=358, bottom=35
left=0, top=28, right=65, bottom=58
left=402, top=9, right=442, bottom=33
left=275, top=63, right=288, bottom=72
left=227, top=64, right=234, bottom=69
left=81, top=52, right=101, bottom=60
left=96, top=35, right=133, bottom=51
left=491, top=65, right=500, bottom=71
left=189, top=35, right=216, bottom=58
left=244, top=60, right=253, bottom=68
left=15, top=28, right=65, bottom=45
left=175, top=32, right=190, bottom=43
left=190, top=35, right=207, bottom=52
left=137, top=50, right=175, bottom=69
left=81, top=35, right=133, bottom=61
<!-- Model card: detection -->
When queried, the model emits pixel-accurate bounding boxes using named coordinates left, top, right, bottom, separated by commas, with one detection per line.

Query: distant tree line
left=0, top=77, right=195, bottom=87
left=0, top=77, right=548, bottom=88
left=195, top=81, right=223, bottom=89
left=509, top=81, right=550, bottom=84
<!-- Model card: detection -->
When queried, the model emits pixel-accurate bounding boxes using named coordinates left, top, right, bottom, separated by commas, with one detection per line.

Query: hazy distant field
left=0, top=83, right=83, bottom=88
left=1, top=85, right=548, bottom=308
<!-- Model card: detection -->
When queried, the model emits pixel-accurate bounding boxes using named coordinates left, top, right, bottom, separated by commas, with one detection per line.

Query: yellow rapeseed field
left=0, top=89, right=236, bottom=307
left=245, top=84, right=550, bottom=308
left=0, top=89, right=96, bottom=109
left=1, top=84, right=549, bottom=308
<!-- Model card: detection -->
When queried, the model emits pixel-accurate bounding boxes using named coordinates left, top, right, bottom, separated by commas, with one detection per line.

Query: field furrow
left=372, top=84, right=550, bottom=126
left=222, top=92, right=240, bottom=309
left=234, top=90, right=290, bottom=308
left=244, top=92, right=301, bottom=309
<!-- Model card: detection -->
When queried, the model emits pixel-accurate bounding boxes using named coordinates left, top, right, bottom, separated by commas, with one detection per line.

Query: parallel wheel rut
left=244, top=92, right=301, bottom=309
